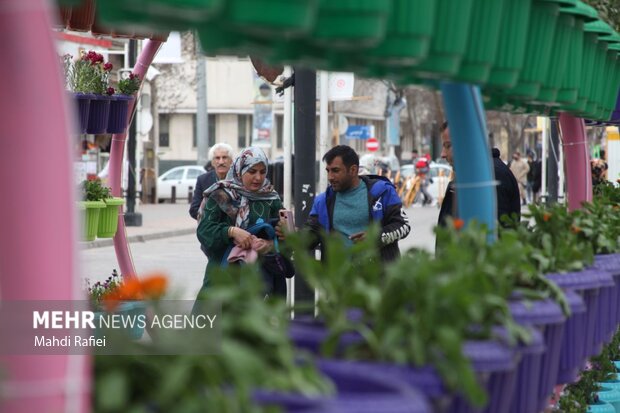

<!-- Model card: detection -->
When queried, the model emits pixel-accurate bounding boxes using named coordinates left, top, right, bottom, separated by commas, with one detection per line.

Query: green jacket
left=196, top=189, right=283, bottom=288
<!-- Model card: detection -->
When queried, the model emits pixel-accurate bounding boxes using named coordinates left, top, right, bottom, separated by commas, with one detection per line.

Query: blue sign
left=345, top=125, right=372, bottom=140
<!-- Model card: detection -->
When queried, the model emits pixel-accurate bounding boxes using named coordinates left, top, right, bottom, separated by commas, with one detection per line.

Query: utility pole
left=125, top=39, right=142, bottom=226
left=196, top=38, right=209, bottom=167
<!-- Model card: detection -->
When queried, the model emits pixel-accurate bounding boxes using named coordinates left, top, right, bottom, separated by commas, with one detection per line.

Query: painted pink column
left=0, top=1, right=89, bottom=412
left=111, top=40, right=162, bottom=279
left=559, top=113, right=593, bottom=211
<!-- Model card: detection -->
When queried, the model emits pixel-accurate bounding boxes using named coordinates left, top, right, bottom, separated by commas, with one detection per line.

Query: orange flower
left=543, top=213, right=552, bottom=222
left=570, top=225, right=582, bottom=234
left=140, top=274, right=168, bottom=299
left=453, top=218, right=465, bottom=230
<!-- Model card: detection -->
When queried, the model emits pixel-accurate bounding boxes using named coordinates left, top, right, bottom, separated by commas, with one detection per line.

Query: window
left=163, top=169, right=183, bottom=180
left=193, top=114, right=217, bottom=147
left=159, top=114, right=170, bottom=147
left=238, top=115, right=249, bottom=148
left=186, top=168, right=202, bottom=180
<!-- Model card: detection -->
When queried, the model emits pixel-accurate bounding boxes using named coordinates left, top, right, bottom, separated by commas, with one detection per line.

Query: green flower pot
left=310, top=0, right=391, bottom=48
left=226, top=0, right=318, bottom=36
left=532, top=13, right=575, bottom=105
left=556, top=1, right=598, bottom=105
left=79, top=201, right=106, bottom=242
left=597, top=386, right=620, bottom=412
left=487, top=0, right=533, bottom=89
left=97, top=0, right=225, bottom=31
left=454, top=0, right=508, bottom=84
left=509, top=0, right=560, bottom=100
left=581, top=40, right=609, bottom=118
left=367, top=0, right=436, bottom=66
left=413, top=0, right=475, bottom=79
left=561, top=31, right=598, bottom=113
left=588, top=401, right=616, bottom=413
left=97, top=197, right=125, bottom=239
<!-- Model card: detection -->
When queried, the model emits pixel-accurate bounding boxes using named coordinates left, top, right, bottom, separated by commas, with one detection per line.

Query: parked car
left=399, top=161, right=452, bottom=202
left=157, top=165, right=205, bottom=202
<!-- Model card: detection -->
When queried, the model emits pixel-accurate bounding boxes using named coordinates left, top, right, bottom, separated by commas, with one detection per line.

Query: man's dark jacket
left=305, top=175, right=410, bottom=262
left=492, top=148, right=521, bottom=225
left=436, top=148, right=521, bottom=229
left=189, top=170, right=218, bottom=220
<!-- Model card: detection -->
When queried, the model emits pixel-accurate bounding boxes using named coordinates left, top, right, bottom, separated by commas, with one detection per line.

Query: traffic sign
left=366, top=137, right=379, bottom=152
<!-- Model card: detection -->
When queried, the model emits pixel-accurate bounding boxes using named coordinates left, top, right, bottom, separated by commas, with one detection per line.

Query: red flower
left=453, top=218, right=465, bottom=231
left=543, top=213, right=552, bottom=222
left=103, top=62, right=113, bottom=72
left=106, top=87, right=115, bottom=95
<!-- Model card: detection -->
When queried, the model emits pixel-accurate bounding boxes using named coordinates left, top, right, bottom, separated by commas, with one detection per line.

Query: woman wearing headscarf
left=195, top=147, right=284, bottom=299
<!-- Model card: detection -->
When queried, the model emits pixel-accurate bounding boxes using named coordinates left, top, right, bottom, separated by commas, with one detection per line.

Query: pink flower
left=104, top=62, right=113, bottom=72
left=106, top=87, right=115, bottom=95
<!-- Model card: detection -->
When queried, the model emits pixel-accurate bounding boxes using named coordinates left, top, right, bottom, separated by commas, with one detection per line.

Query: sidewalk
left=84, top=202, right=197, bottom=249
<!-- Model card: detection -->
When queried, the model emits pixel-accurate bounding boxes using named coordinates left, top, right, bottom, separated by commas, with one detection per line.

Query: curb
left=82, top=228, right=195, bottom=249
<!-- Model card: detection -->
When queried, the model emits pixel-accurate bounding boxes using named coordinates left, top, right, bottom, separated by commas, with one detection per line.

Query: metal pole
left=293, top=67, right=317, bottom=307
left=283, top=66, right=293, bottom=210
left=196, top=39, right=209, bottom=167
left=541, top=117, right=548, bottom=200
left=125, top=39, right=142, bottom=226
left=319, top=71, right=329, bottom=192
left=547, top=119, right=560, bottom=203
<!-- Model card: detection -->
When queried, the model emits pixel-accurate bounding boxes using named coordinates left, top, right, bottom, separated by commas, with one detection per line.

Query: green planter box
left=487, top=0, right=533, bottom=89
left=367, top=0, right=436, bottom=66
left=97, top=197, right=125, bottom=239
left=413, top=0, right=475, bottom=78
left=79, top=200, right=106, bottom=242
left=509, top=1, right=560, bottom=100
left=455, top=0, right=508, bottom=84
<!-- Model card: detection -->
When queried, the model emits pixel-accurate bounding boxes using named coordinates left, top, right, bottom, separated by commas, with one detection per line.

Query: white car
left=400, top=162, right=452, bottom=202
left=157, top=165, right=205, bottom=202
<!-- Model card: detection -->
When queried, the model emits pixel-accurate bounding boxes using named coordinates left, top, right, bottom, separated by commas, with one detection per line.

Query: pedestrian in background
left=302, top=145, right=410, bottom=262
left=195, top=147, right=285, bottom=300
left=509, top=151, right=529, bottom=206
left=189, top=143, right=233, bottom=220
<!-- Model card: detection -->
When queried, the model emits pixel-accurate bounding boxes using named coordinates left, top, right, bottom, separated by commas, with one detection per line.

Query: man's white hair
left=208, top=143, right=234, bottom=160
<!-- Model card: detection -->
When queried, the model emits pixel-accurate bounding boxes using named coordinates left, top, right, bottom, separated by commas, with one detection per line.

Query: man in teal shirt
left=305, top=145, right=410, bottom=262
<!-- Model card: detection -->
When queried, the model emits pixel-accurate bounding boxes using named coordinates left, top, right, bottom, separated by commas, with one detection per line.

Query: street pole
left=293, top=67, right=316, bottom=308
left=319, top=71, right=329, bottom=193
left=196, top=39, right=209, bottom=167
left=547, top=118, right=560, bottom=203
left=125, top=39, right=142, bottom=226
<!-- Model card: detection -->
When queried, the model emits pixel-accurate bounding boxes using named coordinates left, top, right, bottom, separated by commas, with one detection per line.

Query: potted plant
left=78, top=178, right=107, bottom=241
left=106, top=72, right=141, bottom=134
left=65, top=50, right=114, bottom=134
left=284, top=222, right=531, bottom=412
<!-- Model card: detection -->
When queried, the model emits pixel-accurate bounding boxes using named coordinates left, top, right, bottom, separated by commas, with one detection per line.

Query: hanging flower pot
left=561, top=30, right=599, bottom=113
left=68, top=0, right=96, bottom=32
left=107, top=95, right=134, bottom=134
left=557, top=1, right=598, bottom=105
left=226, top=0, right=318, bottom=37
left=86, top=94, right=111, bottom=134
left=454, top=0, right=509, bottom=84
left=413, top=0, right=475, bottom=79
left=367, top=0, right=436, bottom=66
left=72, top=92, right=93, bottom=134
left=57, top=6, right=72, bottom=28
left=487, top=0, right=533, bottom=89
left=79, top=200, right=106, bottom=241
left=508, top=0, right=561, bottom=100
left=97, top=197, right=124, bottom=238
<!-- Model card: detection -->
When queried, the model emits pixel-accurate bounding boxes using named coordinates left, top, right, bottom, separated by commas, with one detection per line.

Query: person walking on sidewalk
left=509, top=151, right=529, bottom=206
left=189, top=143, right=234, bottom=220
left=195, top=147, right=284, bottom=300
left=303, top=145, right=410, bottom=262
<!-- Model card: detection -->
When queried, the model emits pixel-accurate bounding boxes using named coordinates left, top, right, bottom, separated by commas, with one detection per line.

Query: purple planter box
left=546, top=270, right=604, bottom=358
left=253, top=390, right=337, bottom=413
left=508, top=298, right=564, bottom=413
left=592, top=254, right=620, bottom=331
left=73, top=92, right=93, bottom=134
left=86, top=94, right=111, bottom=134
left=556, top=290, right=588, bottom=385
left=509, top=329, right=545, bottom=413
left=317, top=359, right=432, bottom=413
left=107, top=94, right=134, bottom=134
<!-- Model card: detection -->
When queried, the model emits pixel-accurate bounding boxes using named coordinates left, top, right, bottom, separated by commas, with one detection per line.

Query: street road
left=81, top=204, right=440, bottom=300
